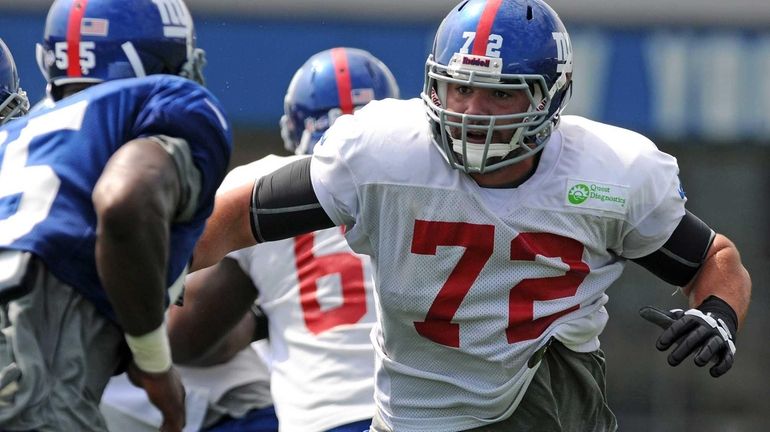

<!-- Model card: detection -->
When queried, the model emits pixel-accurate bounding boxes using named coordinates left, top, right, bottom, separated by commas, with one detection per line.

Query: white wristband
left=124, top=322, right=172, bottom=373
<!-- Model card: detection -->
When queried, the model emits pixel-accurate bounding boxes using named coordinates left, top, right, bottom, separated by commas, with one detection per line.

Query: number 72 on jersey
left=411, top=220, right=588, bottom=348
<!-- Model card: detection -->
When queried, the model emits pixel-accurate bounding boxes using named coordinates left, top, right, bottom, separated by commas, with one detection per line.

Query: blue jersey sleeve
left=131, top=76, right=233, bottom=223
left=0, top=76, right=232, bottom=322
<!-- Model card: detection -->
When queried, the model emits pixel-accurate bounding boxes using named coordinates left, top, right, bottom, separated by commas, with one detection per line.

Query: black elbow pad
left=632, top=210, right=715, bottom=286
left=250, top=157, right=334, bottom=242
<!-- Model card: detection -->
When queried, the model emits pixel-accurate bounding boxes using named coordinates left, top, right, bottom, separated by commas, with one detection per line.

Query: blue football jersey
left=0, top=75, right=232, bottom=321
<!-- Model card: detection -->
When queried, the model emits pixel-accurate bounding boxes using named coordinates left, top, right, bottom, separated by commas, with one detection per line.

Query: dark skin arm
left=93, top=138, right=185, bottom=432
left=168, top=257, right=259, bottom=366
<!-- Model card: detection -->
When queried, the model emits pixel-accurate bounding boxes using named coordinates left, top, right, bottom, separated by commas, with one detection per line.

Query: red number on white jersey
left=294, top=229, right=367, bottom=335
left=412, top=220, right=494, bottom=347
left=507, top=233, right=588, bottom=343
left=410, top=220, right=588, bottom=347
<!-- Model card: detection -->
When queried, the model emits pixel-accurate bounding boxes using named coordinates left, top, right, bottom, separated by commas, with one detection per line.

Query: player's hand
left=639, top=297, right=737, bottom=377
left=127, top=362, right=186, bottom=432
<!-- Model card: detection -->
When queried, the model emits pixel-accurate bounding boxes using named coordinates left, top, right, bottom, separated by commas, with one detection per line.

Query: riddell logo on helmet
left=462, top=57, right=490, bottom=67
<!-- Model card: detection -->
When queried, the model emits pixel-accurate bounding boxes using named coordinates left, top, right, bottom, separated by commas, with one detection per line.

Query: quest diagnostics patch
left=565, top=179, right=629, bottom=214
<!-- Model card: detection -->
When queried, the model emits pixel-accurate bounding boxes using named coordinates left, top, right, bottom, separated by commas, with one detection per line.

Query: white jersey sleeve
left=556, top=116, right=685, bottom=258
left=227, top=155, right=377, bottom=432
left=307, top=100, right=688, bottom=431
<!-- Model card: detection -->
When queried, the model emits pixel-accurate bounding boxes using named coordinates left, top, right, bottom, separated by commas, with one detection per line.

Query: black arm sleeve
left=249, top=157, right=335, bottom=243
left=631, top=210, right=716, bottom=286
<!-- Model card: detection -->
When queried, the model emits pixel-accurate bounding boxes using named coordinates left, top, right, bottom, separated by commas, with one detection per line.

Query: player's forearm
left=169, top=257, right=259, bottom=364
left=684, top=234, right=751, bottom=328
left=167, top=301, right=227, bottom=365
left=96, top=207, right=169, bottom=335
left=174, top=310, right=256, bottom=366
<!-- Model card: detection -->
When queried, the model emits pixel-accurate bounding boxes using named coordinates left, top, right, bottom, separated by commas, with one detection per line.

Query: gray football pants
left=0, top=262, right=124, bottom=432
left=371, top=340, right=618, bottom=432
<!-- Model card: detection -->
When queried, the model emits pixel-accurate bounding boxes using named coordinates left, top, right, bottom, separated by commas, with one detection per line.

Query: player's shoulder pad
left=559, top=115, right=679, bottom=188
left=352, top=98, right=424, bottom=133
left=321, top=98, right=427, bottom=157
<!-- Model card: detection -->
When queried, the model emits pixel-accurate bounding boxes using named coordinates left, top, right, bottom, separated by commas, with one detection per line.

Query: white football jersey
left=226, top=155, right=378, bottom=432
left=310, top=98, right=686, bottom=431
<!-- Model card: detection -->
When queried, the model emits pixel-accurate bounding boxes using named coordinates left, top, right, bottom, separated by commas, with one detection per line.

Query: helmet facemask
left=0, top=38, right=29, bottom=124
left=179, top=47, right=206, bottom=86
left=176, top=16, right=207, bottom=86
left=0, top=87, right=29, bottom=125
left=423, top=53, right=569, bottom=174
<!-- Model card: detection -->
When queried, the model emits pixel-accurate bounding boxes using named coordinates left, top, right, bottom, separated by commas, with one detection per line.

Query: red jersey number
left=411, top=220, right=589, bottom=347
left=294, top=229, right=367, bottom=335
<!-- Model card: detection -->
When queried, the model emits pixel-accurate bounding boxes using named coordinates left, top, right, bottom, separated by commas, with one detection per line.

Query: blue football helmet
left=423, top=0, right=573, bottom=173
left=36, top=0, right=205, bottom=100
left=281, top=47, right=400, bottom=155
left=0, top=39, right=29, bottom=125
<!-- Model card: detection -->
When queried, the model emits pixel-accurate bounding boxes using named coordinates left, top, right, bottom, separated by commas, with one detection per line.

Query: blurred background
left=1, top=0, right=768, bottom=430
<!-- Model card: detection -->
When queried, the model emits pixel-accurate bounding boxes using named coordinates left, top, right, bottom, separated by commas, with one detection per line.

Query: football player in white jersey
left=169, top=48, right=399, bottom=432
left=189, top=1, right=751, bottom=431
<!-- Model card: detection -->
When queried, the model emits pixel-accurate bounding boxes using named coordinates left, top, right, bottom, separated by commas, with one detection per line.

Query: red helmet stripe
left=472, top=0, right=503, bottom=56
left=331, top=48, right=354, bottom=114
left=66, top=0, right=89, bottom=78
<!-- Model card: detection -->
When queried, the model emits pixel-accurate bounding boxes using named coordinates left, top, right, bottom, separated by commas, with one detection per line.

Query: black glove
left=639, top=295, right=737, bottom=377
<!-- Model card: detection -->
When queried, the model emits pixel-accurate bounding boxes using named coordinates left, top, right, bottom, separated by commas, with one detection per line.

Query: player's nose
left=463, top=91, right=494, bottom=116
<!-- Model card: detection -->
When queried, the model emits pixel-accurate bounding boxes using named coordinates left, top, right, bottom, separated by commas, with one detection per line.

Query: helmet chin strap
left=450, top=130, right=522, bottom=170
